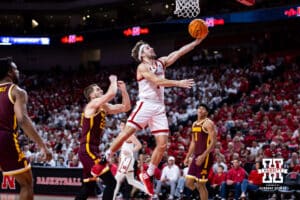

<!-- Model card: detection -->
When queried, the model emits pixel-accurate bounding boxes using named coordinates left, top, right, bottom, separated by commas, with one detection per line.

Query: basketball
left=188, top=19, right=208, bottom=39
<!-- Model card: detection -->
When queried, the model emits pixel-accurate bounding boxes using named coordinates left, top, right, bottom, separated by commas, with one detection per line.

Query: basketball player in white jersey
left=113, top=120, right=148, bottom=200
left=107, top=38, right=206, bottom=195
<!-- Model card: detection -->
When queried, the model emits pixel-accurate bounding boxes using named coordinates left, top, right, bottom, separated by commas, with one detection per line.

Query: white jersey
left=138, top=60, right=165, bottom=103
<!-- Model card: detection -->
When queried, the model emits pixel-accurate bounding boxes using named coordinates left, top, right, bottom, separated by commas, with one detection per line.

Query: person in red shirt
left=263, top=141, right=278, bottom=157
left=210, top=165, right=226, bottom=198
left=240, top=161, right=263, bottom=199
left=220, top=159, right=247, bottom=200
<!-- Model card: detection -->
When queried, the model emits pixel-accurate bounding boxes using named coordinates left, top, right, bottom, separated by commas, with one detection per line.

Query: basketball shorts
left=186, top=153, right=214, bottom=183
left=78, top=145, right=105, bottom=179
left=127, top=100, right=169, bottom=136
left=118, top=155, right=135, bottom=174
left=0, top=131, right=31, bottom=176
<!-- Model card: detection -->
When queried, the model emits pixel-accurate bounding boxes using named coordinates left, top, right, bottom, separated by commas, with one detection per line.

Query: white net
left=174, top=0, right=200, bottom=18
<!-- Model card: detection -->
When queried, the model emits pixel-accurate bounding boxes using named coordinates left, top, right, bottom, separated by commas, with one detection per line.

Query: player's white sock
left=146, top=163, right=156, bottom=176
left=105, top=149, right=112, bottom=161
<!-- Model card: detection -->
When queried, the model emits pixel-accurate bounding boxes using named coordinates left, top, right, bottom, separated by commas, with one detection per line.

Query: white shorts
left=127, top=100, right=169, bottom=136
left=118, top=155, right=134, bottom=174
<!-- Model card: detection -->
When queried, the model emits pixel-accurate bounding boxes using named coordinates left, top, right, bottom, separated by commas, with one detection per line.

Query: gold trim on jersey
left=99, top=166, right=109, bottom=175
left=192, top=127, right=201, bottom=132
left=83, top=177, right=100, bottom=183
left=83, top=166, right=110, bottom=182
left=186, top=174, right=198, bottom=181
left=86, top=116, right=97, bottom=161
left=185, top=175, right=208, bottom=183
left=80, top=113, right=84, bottom=126
left=197, top=178, right=208, bottom=183
left=202, top=126, right=211, bottom=170
left=204, top=136, right=211, bottom=168
left=0, top=86, right=7, bottom=92
left=8, top=84, right=16, bottom=104
left=3, top=164, right=31, bottom=176
left=13, top=132, right=26, bottom=162
left=192, top=118, right=208, bottom=141
left=13, top=114, right=17, bottom=131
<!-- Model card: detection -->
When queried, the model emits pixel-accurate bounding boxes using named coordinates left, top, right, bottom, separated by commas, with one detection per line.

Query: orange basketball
left=188, top=19, right=208, bottom=39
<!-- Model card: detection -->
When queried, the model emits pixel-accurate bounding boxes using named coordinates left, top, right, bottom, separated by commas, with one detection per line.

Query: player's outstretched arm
left=105, top=80, right=131, bottom=114
left=13, top=86, right=52, bottom=162
left=139, top=64, right=195, bottom=88
left=159, top=38, right=204, bottom=68
left=89, top=75, right=118, bottom=110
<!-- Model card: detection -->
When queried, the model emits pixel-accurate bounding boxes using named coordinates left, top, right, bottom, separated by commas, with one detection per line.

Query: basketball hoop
left=174, top=0, right=200, bottom=18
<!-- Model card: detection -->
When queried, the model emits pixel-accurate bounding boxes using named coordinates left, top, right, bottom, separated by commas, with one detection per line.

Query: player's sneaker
left=91, top=163, right=107, bottom=177
left=104, top=150, right=112, bottom=163
left=139, top=171, right=154, bottom=196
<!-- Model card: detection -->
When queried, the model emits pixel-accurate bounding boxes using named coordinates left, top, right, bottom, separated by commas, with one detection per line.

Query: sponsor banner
left=0, top=167, right=82, bottom=195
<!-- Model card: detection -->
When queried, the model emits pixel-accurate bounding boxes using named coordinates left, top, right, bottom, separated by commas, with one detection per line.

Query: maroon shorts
left=0, top=131, right=30, bottom=175
left=186, top=153, right=214, bottom=182
left=78, top=145, right=101, bottom=179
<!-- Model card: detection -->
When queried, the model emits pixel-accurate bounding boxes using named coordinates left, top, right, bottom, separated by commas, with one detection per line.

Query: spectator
left=220, top=159, right=247, bottom=200
left=212, top=154, right=228, bottom=173
left=249, top=141, right=260, bottom=157
left=240, top=161, right=263, bottom=199
left=56, top=156, right=67, bottom=168
left=209, top=165, right=226, bottom=199
left=174, top=157, right=192, bottom=198
left=154, top=156, right=180, bottom=200
left=68, top=155, right=83, bottom=168
left=285, top=152, right=300, bottom=172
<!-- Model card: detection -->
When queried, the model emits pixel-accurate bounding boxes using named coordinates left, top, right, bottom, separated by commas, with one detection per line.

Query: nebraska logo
left=258, top=158, right=288, bottom=183
left=1, top=175, right=16, bottom=189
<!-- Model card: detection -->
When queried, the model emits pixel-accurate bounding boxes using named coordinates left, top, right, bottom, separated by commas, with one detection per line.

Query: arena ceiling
left=0, top=0, right=296, bottom=35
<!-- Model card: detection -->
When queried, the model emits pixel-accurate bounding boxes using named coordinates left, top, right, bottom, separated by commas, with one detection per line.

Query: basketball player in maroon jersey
left=75, top=75, right=131, bottom=200
left=107, top=38, right=206, bottom=195
left=0, top=57, right=52, bottom=200
left=184, top=104, right=217, bottom=200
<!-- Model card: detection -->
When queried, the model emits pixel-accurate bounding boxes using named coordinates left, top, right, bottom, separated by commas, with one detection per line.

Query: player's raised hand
left=178, top=79, right=195, bottom=88
left=194, top=36, right=207, bottom=46
left=109, top=75, right=117, bottom=83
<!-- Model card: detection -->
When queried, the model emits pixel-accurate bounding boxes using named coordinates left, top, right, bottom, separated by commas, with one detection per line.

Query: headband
left=138, top=44, right=147, bottom=61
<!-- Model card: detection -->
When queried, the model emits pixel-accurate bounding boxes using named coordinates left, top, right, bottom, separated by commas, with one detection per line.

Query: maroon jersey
left=80, top=109, right=106, bottom=147
left=187, top=118, right=214, bottom=181
left=0, top=83, right=17, bottom=133
left=80, top=110, right=106, bottom=159
left=0, top=82, right=29, bottom=174
left=192, top=118, right=211, bottom=156
left=78, top=109, right=106, bottom=179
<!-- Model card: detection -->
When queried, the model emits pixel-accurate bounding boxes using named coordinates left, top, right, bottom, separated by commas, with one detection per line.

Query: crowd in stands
left=17, top=49, right=300, bottom=199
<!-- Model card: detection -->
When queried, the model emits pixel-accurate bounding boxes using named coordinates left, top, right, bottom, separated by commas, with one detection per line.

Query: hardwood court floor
left=0, top=193, right=100, bottom=200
